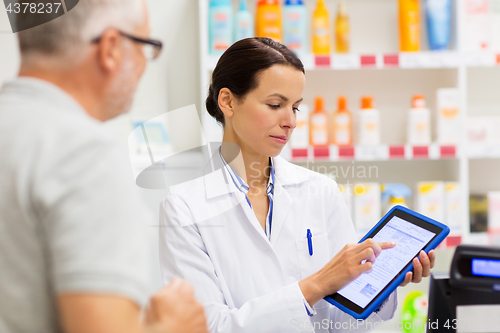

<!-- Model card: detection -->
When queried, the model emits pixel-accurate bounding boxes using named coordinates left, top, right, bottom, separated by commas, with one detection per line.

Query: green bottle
left=401, top=290, right=428, bottom=333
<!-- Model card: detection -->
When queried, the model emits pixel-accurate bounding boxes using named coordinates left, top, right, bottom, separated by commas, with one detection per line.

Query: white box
left=464, top=0, right=490, bottom=52
left=490, top=0, right=500, bottom=52
left=467, top=116, right=490, bottom=144
left=437, top=89, right=461, bottom=145
left=467, top=116, right=500, bottom=144
left=487, top=191, right=500, bottom=232
left=488, top=191, right=500, bottom=245
left=338, top=184, right=353, bottom=220
left=415, top=182, right=445, bottom=223
left=289, top=104, right=309, bottom=149
left=353, top=183, right=381, bottom=238
left=445, top=182, right=462, bottom=235
left=487, top=117, right=500, bottom=144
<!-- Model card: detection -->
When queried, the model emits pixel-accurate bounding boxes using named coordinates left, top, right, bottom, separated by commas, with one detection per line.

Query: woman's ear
left=218, top=88, right=235, bottom=119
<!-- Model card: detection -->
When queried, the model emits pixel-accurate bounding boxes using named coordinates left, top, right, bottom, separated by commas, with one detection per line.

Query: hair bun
left=206, top=85, right=224, bottom=125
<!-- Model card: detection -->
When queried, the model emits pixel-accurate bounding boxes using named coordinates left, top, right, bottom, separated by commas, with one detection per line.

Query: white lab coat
left=159, top=153, right=397, bottom=333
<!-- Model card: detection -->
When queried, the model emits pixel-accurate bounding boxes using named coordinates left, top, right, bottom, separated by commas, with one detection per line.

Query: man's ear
left=95, top=29, right=122, bottom=73
left=218, top=88, right=236, bottom=119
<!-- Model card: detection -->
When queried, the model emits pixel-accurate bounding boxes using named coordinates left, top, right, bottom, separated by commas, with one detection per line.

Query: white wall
left=0, top=0, right=201, bottom=293
left=0, top=4, right=20, bottom=83
left=97, top=0, right=203, bottom=146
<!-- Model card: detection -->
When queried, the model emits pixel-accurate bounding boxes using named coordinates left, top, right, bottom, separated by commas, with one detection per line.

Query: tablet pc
left=324, top=205, right=450, bottom=320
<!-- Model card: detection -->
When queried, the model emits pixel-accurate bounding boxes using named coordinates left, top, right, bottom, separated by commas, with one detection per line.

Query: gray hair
left=18, top=0, right=144, bottom=66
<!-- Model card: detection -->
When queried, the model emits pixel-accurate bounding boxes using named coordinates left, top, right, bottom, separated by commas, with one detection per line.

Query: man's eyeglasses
left=91, top=30, right=163, bottom=61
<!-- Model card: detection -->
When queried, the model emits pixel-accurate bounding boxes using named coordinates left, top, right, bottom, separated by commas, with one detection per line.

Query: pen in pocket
left=307, top=229, right=313, bottom=256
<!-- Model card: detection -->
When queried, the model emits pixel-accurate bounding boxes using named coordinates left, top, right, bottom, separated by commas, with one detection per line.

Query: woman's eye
left=293, top=107, right=300, bottom=113
left=268, top=104, right=281, bottom=109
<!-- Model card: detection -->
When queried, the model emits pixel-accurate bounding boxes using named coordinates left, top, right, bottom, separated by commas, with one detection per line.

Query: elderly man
left=0, top=1, right=207, bottom=333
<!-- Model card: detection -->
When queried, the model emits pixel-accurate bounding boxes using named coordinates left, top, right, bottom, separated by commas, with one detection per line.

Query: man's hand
left=145, top=277, right=208, bottom=333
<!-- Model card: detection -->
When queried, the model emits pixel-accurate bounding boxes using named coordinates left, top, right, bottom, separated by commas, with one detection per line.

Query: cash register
left=427, top=245, right=500, bottom=332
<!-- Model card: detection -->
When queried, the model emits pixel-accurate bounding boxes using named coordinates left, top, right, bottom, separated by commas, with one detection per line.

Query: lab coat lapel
left=270, top=178, right=293, bottom=247
left=269, top=156, right=309, bottom=247
left=204, top=152, right=274, bottom=248
left=239, top=197, right=275, bottom=248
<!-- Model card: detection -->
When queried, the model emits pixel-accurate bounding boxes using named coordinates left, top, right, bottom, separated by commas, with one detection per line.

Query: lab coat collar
left=218, top=146, right=275, bottom=199
left=272, top=156, right=309, bottom=186
left=204, top=152, right=309, bottom=201
left=203, top=151, right=237, bottom=200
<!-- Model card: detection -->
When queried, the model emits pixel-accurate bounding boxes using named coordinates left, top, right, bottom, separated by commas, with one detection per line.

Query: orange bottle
left=335, top=0, right=350, bottom=53
left=331, top=96, right=353, bottom=146
left=312, top=0, right=331, bottom=55
left=399, top=0, right=420, bottom=52
left=309, top=96, right=330, bottom=146
left=256, top=0, right=282, bottom=42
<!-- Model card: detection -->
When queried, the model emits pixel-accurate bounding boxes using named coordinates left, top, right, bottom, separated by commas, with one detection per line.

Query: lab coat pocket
left=296, top=233, right=331, bottom=309
left=295, top=233, right=330, bottom=280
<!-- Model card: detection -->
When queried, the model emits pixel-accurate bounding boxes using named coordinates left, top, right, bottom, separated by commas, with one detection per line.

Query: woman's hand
left=298, top=239, right=396, bottom=307
left=399, top=250, right=436, bottom=287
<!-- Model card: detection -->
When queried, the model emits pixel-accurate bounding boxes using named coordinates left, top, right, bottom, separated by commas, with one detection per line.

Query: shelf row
left=206, top=51, right=500, bottom=71
left=283, top=143, right=500, bottom=161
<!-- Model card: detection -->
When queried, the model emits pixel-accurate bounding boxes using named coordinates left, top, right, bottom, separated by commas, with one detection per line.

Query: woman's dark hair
left=206, top=37, right=305, bottom=127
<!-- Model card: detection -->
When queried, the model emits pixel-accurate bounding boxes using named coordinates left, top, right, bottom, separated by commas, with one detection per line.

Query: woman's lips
left=270, top=135, right=288, bottom=144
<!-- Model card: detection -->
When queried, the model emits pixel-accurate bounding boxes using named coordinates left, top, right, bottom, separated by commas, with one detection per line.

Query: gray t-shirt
left=0, top=78, right=150, bottom=333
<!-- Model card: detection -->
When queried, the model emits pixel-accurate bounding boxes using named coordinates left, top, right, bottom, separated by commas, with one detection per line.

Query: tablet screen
left=327, top=210, right=443, bottom=313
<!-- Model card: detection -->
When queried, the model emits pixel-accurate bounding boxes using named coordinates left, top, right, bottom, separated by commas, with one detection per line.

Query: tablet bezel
left=326, top=207, right=445, bottom=315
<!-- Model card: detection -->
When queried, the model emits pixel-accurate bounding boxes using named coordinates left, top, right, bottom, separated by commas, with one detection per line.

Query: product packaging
left=490, top=0, right=500, bottom=51
left=415, top=181, right=445, bottom=223
left=283, top=0, right=308, bottom=55
left=436, top=88, right=460, bottom=145
left=209, top=0, right=233, bottom=55
left=290, top=104, right=309, bottom=149
left=399, top=0, right=421, bottom=52
left=444, top=182, right=462, bottom=235
left=463, top=0, right=490, bottom=51
left=353, top=183, right=381, bottom=238
left=470, top=194, right=488, bottom=233
left=312, top=0, right=331, bottom=55
left=335, top=0, right=350, bottom=53
left=381, top=183, right=412, bottom=215
left=235, top=0, right=254, bottom=41
left=356, top=96, right=381, bottom=145
left=331, top=96, right=352, bottom=146
left=309, top=97, right=329, bottom=146
left=256, top=0, right=283, bottom=42
left=467, top=116, right=500, bottom=145
left=338, top=183, right=353, bottom=220
left=407, top=95, right=432, bottom=145
left=467, top=116, right=490, bottom=144
left=425, top=0, right=452, bottom=50
left=488, top=191, right=500, bottom=245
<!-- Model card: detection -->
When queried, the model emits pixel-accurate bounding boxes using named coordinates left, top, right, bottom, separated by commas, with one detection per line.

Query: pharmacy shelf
left=283, top=144, right=459, bottom=161
left=207, top=51, right=500, bottom=72
left=282, top=144, right=500, bottom=162
left=464, top=52, right=500, bottom=67
left=467, top=144, right=500, bottom=159
left=207, top=51, right=460, bottom=71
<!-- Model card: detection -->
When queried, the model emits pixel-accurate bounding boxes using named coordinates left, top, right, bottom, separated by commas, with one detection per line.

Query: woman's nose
left=281, top=107, right=297, bottom=130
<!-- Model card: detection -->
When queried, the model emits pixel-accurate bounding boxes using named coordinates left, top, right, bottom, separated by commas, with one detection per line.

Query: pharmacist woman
left=159, top=38, right=435, bottom=333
